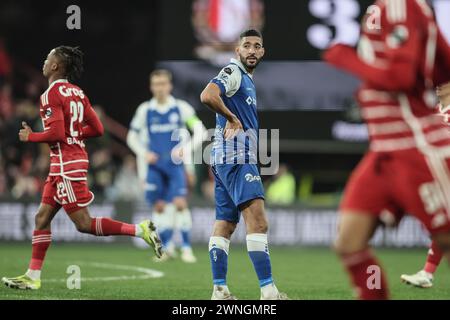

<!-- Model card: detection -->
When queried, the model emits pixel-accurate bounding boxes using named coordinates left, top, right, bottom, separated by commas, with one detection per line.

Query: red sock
left=90, top=217, right=136, bottom=236
left=29, top=230, right=52, bottom=270
left=340, top=249, right=389, bottom=300
left=424, top=241, right=443, bottom=274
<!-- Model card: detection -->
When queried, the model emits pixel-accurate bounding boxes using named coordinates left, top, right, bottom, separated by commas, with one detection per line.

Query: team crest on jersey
left=224, top=67, right=233, bottom=75
left=45, top=107, right=52, bottom=117
left=386, top=25, right=409, bottom=49
left=169, top=112, right=179, bottom=124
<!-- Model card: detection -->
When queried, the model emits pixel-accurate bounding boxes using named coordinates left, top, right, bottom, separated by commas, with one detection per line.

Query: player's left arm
left=324, top=7, right=422, bottom=91
left=81, top=99, right=104, bottom=138
left=178, top=99, right=208, bottom=152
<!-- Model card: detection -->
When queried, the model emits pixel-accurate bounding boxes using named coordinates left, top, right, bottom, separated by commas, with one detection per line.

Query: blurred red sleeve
left=82, top=103, right=104, bottom=139
left=28, top=120, right=65, bottom=143
left=29, top=87, right=65, bottom=143
left=324, top=3, right=424, bottom=91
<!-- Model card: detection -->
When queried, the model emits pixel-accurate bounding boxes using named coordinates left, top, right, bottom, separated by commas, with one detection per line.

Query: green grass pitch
left=0, top=243, right=449, bottom=300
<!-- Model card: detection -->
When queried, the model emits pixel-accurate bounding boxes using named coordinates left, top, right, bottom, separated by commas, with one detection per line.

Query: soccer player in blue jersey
left=200, top=29, right=288, bottom=300
left=127, top=69, right=206, bottom=263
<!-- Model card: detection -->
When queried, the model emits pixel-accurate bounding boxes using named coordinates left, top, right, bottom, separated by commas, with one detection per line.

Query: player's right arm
left=126, top=102, right=158, bottom=164
left=22, top=89, right=65, bottom=143
left=200, top=65, right=243, bottom=139
left=324, top=1, right=423, bottom=91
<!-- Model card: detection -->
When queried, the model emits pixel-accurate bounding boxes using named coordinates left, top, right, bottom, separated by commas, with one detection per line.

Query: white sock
left=166, top=241, right=176, bottom=255
left=135, top=224, right=144, bottom=237
left=182, top=246, right=193, bottom=254
left=213, top=284, right=230, bottom=293
left=422, top=270, right=433, bottom=279
left=261, top=283, right=279, bottom=298
left=175, top=208, right=193, bottom=230
left=153, top=205, right=176, bottom=231
left=26, top=269, right=41, bottom=281
left=208, top=236, right=230, bottom=253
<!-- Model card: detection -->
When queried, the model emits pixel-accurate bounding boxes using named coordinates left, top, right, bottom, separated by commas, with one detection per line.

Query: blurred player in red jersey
left=324, top=0, right=450, bottom=299
left=400, top=82, right=450, bottom=288
left=1, top=46, right=162, bottom=290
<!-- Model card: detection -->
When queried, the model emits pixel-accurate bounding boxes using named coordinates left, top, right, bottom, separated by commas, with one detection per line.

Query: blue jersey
left=210, top=58, right=259, bottom=165
left=128, top=95, right=196, bottom=168
left=128, top=96, right=203, bottom=203
left=145, top=105, right=182, bottom=161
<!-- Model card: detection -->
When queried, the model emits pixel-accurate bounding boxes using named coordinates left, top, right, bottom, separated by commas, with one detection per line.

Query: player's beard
left=239, top=54, right=260, bottom=71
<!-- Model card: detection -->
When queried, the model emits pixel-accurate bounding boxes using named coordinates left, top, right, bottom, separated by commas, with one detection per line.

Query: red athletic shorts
left=41, top=175, right=95, bottom=214
left=340, top=149, right=450, bottom=235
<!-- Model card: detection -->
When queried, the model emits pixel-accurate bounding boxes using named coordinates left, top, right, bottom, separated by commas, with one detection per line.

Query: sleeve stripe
left=400, top=0, right=406, bottom=22
left=415, top=0, right=433, bottom=18
left=387, top=0, right=406, bottom=23
left=42, top=88, right=50, bottom=105
left=44, top=86, right=52, bottom=105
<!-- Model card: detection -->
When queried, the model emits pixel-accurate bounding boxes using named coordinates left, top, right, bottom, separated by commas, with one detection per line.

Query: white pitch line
left=44, top=261, right=164, bottom=282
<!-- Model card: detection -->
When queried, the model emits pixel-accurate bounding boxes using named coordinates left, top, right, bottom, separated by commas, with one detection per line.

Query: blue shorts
left=212, top=163, right=265, bottom=223
left=145, top=163, right=187, bottom=205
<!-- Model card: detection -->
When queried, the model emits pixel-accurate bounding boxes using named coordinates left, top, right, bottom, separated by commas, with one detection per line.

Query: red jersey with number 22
left=38, top=79, right=93, bottom=181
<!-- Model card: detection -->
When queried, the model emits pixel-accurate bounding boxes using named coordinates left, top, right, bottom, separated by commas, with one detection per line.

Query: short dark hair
left=53, top=46, right=84, bottom=82
left=149, top=69, right=172, bottom=82
left=239, top=29, right=262, bottom=40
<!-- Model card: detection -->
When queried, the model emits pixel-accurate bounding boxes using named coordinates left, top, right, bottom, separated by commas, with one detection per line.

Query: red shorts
left=41, top=175, right=95, bottom=214
left=341, top=149, right=450, bottom=235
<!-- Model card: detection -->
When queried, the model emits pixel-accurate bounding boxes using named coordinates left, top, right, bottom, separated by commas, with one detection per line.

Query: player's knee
left=154, top=201, right=165, bottom=213
left=173, top=199, right=187, bottom=211
left=333, top=234, right=366, bottom=256
left=173, top=197, right=187, bottom=211
left=247, top=217, right=268, bottom=234
left=250, top=222, right=268, bottom=234
left=213, top=221, right=236, bottom=238
left=259, top=220, right=268, bottom=233
left=227, top=224, right=237, bottom=237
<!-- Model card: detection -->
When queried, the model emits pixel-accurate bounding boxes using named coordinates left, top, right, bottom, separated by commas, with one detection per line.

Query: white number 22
left=69, top=101, right=84, bottom=137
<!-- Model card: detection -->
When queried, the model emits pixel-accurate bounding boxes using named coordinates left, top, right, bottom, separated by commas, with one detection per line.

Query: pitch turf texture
left=0, top=244, right=449, bottom=300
